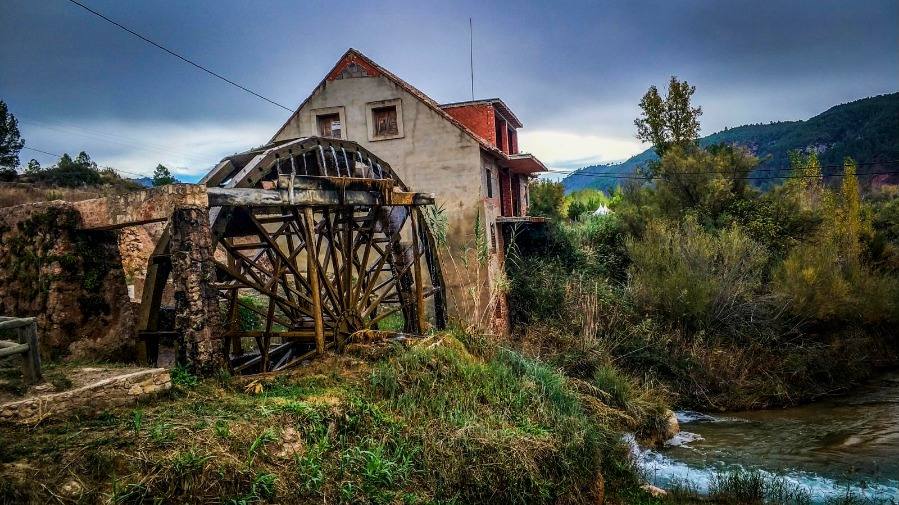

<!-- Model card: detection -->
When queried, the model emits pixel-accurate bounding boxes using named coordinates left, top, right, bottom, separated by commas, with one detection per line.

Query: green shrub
left=626, top=217, right=770, bottom=334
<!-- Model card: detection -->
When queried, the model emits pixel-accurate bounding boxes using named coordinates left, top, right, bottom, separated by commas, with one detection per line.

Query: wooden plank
left=0, top=343, right=29, bottom=357
left=409, top=210, right=427, bottom=333
left=0, top=318, right=36, bottom=331
left=207, top=187, right=434, bottom=207
left=304, top=208, right=326, bottom=355
left=17, top=323, right=41, bottom=384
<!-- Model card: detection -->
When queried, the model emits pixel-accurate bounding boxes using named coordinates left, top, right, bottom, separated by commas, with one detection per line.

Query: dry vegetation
left=0, top=183, right=114, bottom=208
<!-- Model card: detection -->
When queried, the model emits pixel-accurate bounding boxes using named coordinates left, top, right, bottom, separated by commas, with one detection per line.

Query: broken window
left=485, top=168, right=493, bottom=198
left=317, top=114, right=342, bottom=138
left=372, top=106, right=399, bottom=137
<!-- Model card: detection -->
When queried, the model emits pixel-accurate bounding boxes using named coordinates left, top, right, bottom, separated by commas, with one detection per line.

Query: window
left=365, top=99, right=404, bottom=141
left=372, top=106, right=398, bottom=137
left=317, top=113, right=341, bottom=138
left=485, top=168, right=493, bottom=198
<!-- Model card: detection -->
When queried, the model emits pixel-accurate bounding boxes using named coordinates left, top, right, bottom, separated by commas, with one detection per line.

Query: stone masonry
left=169, top=206, right=226, bottom=375
left=0, top=201, right=134, bottom=360
left=0, top=368, right=171, bottom=425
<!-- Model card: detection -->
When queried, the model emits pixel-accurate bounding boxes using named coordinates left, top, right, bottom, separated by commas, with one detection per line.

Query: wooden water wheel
left=137, top=137, right=447, bottom=373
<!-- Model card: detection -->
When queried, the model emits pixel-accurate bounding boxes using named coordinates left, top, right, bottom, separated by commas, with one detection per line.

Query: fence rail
left=0, top=316, right=41, bottom=384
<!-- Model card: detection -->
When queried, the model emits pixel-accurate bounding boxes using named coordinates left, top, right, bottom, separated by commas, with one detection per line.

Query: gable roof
left=270, top=48, right=513, bottom=161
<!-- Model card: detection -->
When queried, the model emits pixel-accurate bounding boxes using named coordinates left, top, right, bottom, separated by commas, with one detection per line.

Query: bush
left=626, top=217, right=770, bottom=334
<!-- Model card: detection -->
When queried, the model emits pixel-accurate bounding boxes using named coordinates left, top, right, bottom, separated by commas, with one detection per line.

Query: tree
left=41, top=152, right=102, bottom=186
left=24, top=159, right=42, bottom=175
left=75, top=151, right=98, bottom=171
left=152, top=164, right=177, bottom=186
left=634, top=76, right=702, bottom=155
left=528, top=179, right=565, bottom=220
left=0, top=100, right=24, bottom=169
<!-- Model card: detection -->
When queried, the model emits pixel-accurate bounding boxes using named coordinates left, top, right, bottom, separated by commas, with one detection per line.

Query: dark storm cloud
left=0, top=0, right=895, bottom=175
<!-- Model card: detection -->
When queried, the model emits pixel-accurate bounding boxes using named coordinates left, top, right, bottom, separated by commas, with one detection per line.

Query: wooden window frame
left=310, top=106, right=346, bottom=140
left=366, top=99, right=404, bottom=141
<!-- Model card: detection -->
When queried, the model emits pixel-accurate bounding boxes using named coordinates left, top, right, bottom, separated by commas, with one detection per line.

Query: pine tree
left=152, top=164, right=177, bottom=186
left=0, top=100, right=24, bottom=169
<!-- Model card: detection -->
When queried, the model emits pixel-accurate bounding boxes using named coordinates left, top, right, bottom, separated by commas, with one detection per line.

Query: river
left=631, top=373, right=899, bottom=503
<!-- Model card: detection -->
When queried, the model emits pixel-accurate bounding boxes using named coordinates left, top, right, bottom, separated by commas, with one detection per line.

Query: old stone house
left=270, top=48, right=546, bottom=332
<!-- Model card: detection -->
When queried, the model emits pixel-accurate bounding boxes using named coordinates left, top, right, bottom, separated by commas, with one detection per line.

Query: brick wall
left=443, top=104, right=496, bottom=145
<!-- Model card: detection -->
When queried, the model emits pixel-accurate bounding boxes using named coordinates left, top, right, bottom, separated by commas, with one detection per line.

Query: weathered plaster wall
left=273, top=75, right=488, bottom=323
left=0, top=202, right=134, bottom=360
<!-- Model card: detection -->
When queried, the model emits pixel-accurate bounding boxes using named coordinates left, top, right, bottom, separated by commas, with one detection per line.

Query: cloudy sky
left=1, top=0, right=896, bottom=181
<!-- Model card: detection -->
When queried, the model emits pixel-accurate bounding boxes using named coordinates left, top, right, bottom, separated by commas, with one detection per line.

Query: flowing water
left=631, top=373, right=899, bottom=503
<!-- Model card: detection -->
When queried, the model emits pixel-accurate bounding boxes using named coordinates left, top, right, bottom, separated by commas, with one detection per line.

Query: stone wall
left=0, top=201, right=134, bottom=360
left=0, top=368, right=170, bottom=424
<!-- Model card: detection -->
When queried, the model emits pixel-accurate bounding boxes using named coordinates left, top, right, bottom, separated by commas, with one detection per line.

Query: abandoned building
left=270, top=48, right=548, bottom=331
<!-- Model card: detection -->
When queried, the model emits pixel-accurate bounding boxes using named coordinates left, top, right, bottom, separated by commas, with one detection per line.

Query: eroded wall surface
left=0, top=201, right=134, bottom=360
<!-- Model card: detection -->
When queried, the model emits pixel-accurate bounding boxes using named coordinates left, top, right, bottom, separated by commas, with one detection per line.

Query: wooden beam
left=303, top=208, right=326, bottom=355
left=207, top=187, right=434, bottom=207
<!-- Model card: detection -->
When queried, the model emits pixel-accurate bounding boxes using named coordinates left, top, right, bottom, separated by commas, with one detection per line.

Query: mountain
left=129, top=176, right=154, bottom=188
left=563, top=92, right=899, bottom=192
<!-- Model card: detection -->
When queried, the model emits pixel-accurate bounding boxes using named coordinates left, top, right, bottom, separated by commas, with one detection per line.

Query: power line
left=20, top=118, right=208, bottom=163
left=21, top=146, right=148, bottom=178
left=65, top=0, right=293, bottom=112
left=22, top=146, right=62, bottom=158
left=548, top=160, right=899, bottom=180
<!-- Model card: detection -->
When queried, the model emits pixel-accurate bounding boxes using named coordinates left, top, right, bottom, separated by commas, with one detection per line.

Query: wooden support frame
left=0, top=316, right=42, bottom=384
left=133, top=136, right=448, bottom=375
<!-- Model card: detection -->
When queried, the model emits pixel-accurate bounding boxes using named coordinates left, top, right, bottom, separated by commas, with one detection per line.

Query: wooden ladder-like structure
left=137, top=137, right=447, bottom=374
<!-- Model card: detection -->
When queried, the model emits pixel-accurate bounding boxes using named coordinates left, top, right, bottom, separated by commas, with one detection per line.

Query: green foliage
left=0, top=100, right=24, bottom=169
left=653, top=144, right=759, bottom=226
left=634, top=76, right=702, bottom=155
left=236, top=295, right=264, bottom=331
left=626, top=218, right=769, bottom=334
left=33, top=151, right=102, bottom=187
left=528, top=179, right=565, bottom=219
left=170, top=365, right=199, bottom=388
left=152, top=164, right=178, bottom=186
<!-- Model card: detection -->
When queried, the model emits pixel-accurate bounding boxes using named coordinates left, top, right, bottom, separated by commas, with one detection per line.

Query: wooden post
left=17, top=321, right=41, bottom=384
left=303, top=208, right=326, bottom=355
left=409, top=210, right=427, bottom=333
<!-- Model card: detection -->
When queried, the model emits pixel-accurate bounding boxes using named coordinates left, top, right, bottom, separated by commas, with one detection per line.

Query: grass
left=656, top=470, right=891, bottom=505
left=0, top=331, right=660, bottom=504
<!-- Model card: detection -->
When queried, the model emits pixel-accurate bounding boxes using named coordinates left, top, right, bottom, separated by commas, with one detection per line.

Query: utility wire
left=21, top=146, right=149, bottom=178
left=22, top=146, right=63, bottom=159
left=65, top=0, right=293, bottom=112
left=548, top=160, right=899, bottom=179
left=544, top=169, right=899, bottom=181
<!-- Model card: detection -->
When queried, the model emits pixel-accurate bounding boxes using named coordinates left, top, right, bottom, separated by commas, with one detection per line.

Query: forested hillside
left=564, top=92, right=899, bottom=192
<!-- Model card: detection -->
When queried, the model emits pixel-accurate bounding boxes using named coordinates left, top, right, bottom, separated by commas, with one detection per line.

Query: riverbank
left=0, top=332, right=665, bottom=504
left=633, top=373, right=899, bottom=504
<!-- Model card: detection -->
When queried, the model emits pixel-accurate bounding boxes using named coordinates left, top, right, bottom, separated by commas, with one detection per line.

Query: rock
left=60, top=479, right=83, bottom=498
left=662, top=409, right=680, bottom=441
left=271, top=427, right=305, bottom=460
left=642, top=484, right=667, bottom=497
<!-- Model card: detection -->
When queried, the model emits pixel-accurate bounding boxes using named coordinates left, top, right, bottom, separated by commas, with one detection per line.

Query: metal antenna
left=469, top=17, right=475, bottom=100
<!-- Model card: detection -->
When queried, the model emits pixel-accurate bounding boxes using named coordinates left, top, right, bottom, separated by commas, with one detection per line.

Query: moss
left=0, top=205, right=119, bottom=320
